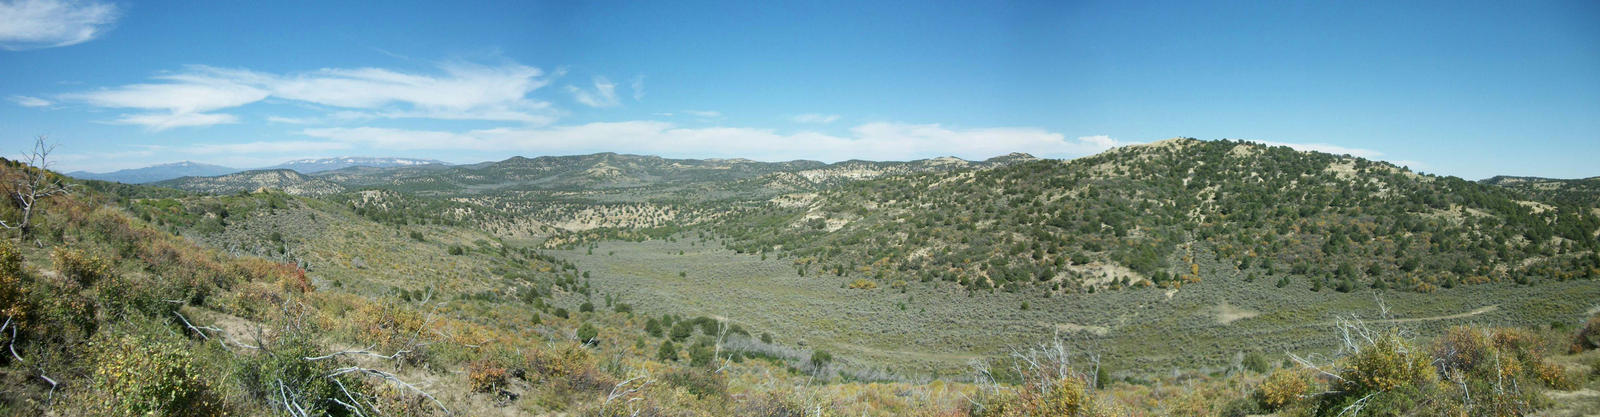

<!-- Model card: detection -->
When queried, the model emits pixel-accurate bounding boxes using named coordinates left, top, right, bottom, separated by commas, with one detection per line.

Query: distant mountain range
left=262, top=156, right=450, bottom=174
left=67, top=161, right=239, bottom=184
left=150, top=152, right=1038, bottom=197
left=67, top=157, right=449, bottom=184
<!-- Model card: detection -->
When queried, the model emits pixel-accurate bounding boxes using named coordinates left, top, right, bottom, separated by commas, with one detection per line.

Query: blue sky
left=1, top=0, right=1596, bottom=179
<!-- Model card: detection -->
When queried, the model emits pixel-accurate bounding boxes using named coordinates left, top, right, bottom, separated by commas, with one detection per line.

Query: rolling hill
left=153, top=169, right=346, bottom=197
left=68, top=161, right=239, bottom=184
left=1484, top=175, right=1600, bottom=207
left=260, top=156, right=448, bottom=174
left=713, top=138, right=1600, bottom=294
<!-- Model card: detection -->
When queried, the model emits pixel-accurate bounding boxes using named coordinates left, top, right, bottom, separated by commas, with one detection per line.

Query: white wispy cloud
left=1076, top=135, right=1117, bottom=148
left=110, top=112, right=240, bottom=131
left=185, top=140, right=351, bottom=155
left=630, top=75, right=645, bottom=101
left=55, top=62, right=559, bottom=129
left=267, top=63, right=550, bottom=119
left=299, top=121, right=1116, bottom=162
left=566, top=76, right=620, bottom=108
left=791, top=113, right=840, bottom=124
left=8, top=95, right=51, bottom=107
left=0, top=0, right=120, bottom=50
left=66, top=73, right=272, bottom=112
left=1390, top=160, right=1428, bottom=170
left=682, top=110, right=721, bottom=118
left=52, top=146, right=161, bottom=169
left=266, top=115, right=314, bottom=124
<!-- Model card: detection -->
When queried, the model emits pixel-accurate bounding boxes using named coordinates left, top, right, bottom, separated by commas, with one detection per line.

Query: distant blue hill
left=68, top=157, right=450, bottom=184
left=261, top=157, right=449, bottom=174
left=68, top=161, right=240, bottom=184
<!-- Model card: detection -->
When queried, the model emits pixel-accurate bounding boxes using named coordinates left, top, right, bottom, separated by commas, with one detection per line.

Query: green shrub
left=1575, top=314, right=1600, bottom=352
left=657, top=341, right=678, bottom=361
left=233, top=329, right=358, bottom=417
left=1242, top=351, right=1272, bottom=374
left=688, top=340, right=716, bottom=368
left=53, top=247, right=111, bottom=287
left=577, top=323, right=599, bottom=345
left=1341, top=332, right=1435, bottom=394
left=669, top=321, right=693, bottom=342
left=809, top=350, right=832, bottom=371
left=86, top=335, right=223, bottom=417
left=1219, top=397, right=1265, bottom=417
left=644, top=318, right=662, bottom=337
left=1254, top=368, right=1310, bottom=410
left=0, top=243, right=28, bottom=322
left=662, top=368, right=726, bottom=399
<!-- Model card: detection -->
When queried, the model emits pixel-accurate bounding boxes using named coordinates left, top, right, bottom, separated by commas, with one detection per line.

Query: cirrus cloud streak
left=0, top=0, right=120, bottom=50
left=53, top=62, right=558, bottom=130
left=300, top=121, right=1120, bottom=162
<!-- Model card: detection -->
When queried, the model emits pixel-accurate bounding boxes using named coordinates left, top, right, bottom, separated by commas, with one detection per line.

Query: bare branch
left=327, top=366, right=451, bottom=415
left=2, top=135, right=74, bottom=235
left=5, top=317, right=21, bottom=363
left=602, top=372, right=654, bottom=415
left=304, top=344, right=412, bottom=362
left=39, top=372, right=57, bottom=401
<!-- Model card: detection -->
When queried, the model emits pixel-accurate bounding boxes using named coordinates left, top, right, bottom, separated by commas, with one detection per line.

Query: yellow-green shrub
left=52, top=247, right=111, bottom=287
left=1339, top=332, right=1436, bottom=394
left=85, top=335, right=223, bottom=417
left=971, top=375, right=1121, bottom=417
left=0, top=243, right=27, bottom=323
left=467, top=359, right=510, bottom=393
left=1575, top=314, right=1600, bottom=353
left=1038, top=376, right=1089, bottom=415
left=1255, top=368, right=1311, bottom=410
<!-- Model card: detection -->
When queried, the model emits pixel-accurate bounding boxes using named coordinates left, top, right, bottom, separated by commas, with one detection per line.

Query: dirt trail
left=1362, top=305, right=1499, bottom=325
left=1534, top=388, right=1600, bottom=417
left=830, top=341, right=981, bottom=363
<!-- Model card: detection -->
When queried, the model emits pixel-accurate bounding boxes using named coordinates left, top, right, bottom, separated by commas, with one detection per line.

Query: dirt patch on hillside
left=1064, top=262, right=1148, bottom=289
left=1516, top=200, right=1556, bottom=214
left=1324, top=160, right=1358, bottom=180
left=1048, top=322, right=1111, bottom=336
left=1214, top=300, right=1260, bottom=325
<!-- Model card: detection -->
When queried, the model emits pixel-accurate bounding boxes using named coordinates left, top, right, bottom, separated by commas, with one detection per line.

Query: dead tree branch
left=2, top=136, right=74, bottom=236
left=327, top=366, right=451, bottom=415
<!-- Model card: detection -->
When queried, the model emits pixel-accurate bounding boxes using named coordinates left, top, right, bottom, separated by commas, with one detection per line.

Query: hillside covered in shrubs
left=6, top=144, right=1600, bottom=415
left=715, top=138, right=1600, bottom=295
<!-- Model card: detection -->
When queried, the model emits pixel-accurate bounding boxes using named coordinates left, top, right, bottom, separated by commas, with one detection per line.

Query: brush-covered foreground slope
left=3, top=158, right=994, bottom=416
left=717, top=138, right=1600, bottom=295
left=7, top=156, right=1600, bottom=417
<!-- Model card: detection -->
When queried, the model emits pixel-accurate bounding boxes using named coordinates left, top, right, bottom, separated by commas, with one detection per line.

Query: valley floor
left=554, top=237, right=1600, bottom=380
